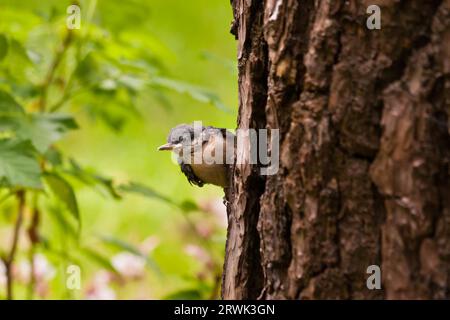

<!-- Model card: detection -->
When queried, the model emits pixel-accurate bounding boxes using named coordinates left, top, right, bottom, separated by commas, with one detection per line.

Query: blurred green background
left=0, top=0, right=236, bottom=299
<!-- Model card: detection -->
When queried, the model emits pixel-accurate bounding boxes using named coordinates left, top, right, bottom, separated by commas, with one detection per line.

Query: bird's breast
left=178, top=129, right=234, bottom=187
left=190, top=162, right=228, bottom=187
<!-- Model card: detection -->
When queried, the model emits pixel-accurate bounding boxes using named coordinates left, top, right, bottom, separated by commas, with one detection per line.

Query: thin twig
left=5, top=190, right=26, bottom=300
left=39, top=31, right=73, bottom=112
left=27, top=204, right=40, bottom=300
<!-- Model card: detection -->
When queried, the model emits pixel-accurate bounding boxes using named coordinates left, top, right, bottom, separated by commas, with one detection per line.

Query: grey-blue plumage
left=158, top=124, right=234, bottom=188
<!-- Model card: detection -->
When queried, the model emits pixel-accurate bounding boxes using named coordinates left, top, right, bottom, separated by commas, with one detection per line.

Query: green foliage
left=179, top=200, right=199, bottom=213
left=65, top=159, right=122, bottom=199
left=0, top=34, right=8, bottom=61
left=150, top=77, right=229, bottom=112
left=0, top=138, right=41, bottom=188
left=118, top=181, right=174, bottom=205
left=0, top=90, right=24, bottom=113
left=44, top=173, right=80, bottom=225
left=0, top=0, right=234, bottom=300
left=3, top=112, right=78, bottom=153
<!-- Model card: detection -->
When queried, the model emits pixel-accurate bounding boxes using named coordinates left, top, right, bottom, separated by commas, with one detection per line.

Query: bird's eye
left=175, top=133, right=191, bottom=144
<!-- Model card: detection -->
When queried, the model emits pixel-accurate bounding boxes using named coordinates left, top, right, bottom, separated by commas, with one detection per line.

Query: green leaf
left=2, top=39, right=34, bottom=81
left=94, top=108, right=126, bottom=133
left=75, top=53, right=101, bottom=85
left=47, top=204, right=78, bottom=240
left=0, top=89, right=25, bottom=115
left=149, top=76, right=230, bottom=112
left=21, top=113, right=78, bottom=153
left=0, top=34, right=8, bottom=61
left=44, top=173, right=80, bottom=224
left=118, top=74, right=144, bottom=92
left=9, top=38, right=33, bottom=65
left=179, top=200, right=199, bottom=212
left=117, top=181, right=173, bottom=205
left=44, top=148, right=63, bottom=167
left=39, top=237, right=81, bottom=265
left=66, top=159, right=122, bottom=199
left=0, top=138, right=41, bottom=188
left=81, top=247, right=119, bottom=275
left=100, top=235, right=160, bottom=274
left=0, top=110, right=78, bottom=153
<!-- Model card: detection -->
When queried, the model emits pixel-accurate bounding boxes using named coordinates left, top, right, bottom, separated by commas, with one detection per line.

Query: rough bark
left=222, top=0, right=450, bottom=299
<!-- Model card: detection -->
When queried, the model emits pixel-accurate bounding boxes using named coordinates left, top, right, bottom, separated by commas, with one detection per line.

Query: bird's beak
left=158, top=143, right=175, bottom=151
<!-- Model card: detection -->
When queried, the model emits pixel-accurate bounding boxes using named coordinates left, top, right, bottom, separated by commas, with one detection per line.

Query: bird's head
left=158, top=124, right=198, bottom=154
left=158, top=123, right=233, bottom=188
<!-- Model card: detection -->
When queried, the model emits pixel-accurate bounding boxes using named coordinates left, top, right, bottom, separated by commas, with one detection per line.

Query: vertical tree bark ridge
left=370, top=0, right=450, bottom=298
left=223, top=0, right=450, bottom=300
left=222, top=0, right=268, bottom=299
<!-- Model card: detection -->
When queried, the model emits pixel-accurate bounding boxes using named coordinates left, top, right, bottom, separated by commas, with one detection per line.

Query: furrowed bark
left=223, top=0, right=450, bottom=299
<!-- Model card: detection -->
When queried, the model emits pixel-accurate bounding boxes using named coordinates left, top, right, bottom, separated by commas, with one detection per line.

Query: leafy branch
left=39, top=31, right=73, bottom=112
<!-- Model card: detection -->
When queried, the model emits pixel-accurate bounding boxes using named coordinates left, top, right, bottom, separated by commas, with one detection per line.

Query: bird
left=158, top=124, right=235, bottom=188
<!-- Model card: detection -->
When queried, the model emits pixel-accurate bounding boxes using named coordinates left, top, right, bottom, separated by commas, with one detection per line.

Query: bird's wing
left=203, top=126, right=232, bottom=139
left=180, top=162, right=204, bottom=187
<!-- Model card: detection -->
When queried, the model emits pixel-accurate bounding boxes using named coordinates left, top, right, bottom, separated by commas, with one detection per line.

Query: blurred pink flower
left=86, top=285, right=116, bottom=300
left=184, top=244, right=211, bottom=264
left=14, top=254, right=55, bottom=284
left=35, top=281, right=50, bottom=298
left=199, top=198, right=227, bottom=227
left=139, top=236, right=160, bottom=255
left=34, top=254, right=56, bottom=281
left=111, top=252, right=146, bottom=279
left=93, top=270, right=113, bottom=286
left=195, top=222, right=214, bottom=239
left=85, top=270, right=117, bottom=300
left=15, top=261, right=31, bottom=283
left=0, top=260, right=6, bottom=287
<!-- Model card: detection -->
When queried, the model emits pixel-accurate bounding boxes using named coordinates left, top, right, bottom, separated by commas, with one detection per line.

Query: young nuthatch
left=158, top=124, right=234, bottom=188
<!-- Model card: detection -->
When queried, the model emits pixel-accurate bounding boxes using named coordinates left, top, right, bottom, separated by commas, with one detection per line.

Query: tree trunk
left=222, top=0, right=450, bottom=299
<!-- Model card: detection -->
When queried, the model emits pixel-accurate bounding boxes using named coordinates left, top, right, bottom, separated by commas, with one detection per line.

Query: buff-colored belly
left=191, top=163, right=228, bottom=187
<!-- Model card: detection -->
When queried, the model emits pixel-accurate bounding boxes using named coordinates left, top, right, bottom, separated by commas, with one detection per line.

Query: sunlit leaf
left=44, top=172, right=80, bottom=225
left=0, top=138, right=41, bottom=188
